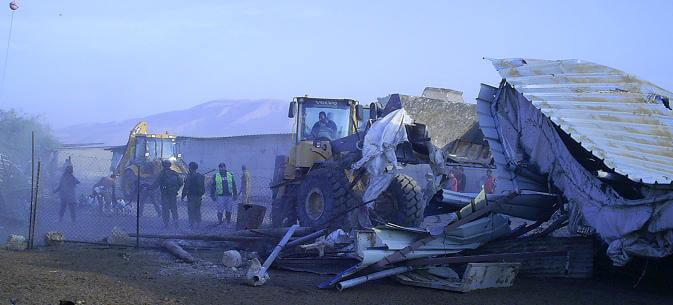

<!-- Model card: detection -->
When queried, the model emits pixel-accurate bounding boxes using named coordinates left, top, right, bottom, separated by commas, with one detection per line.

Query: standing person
left=92, top=174, right=117, bottom=211
left=54, top=165, right=80, bottom=222
left=210, top=162, right=237, bottom=225
left=182, top=162, right=205, bottom=228
left=457, top=166, right=467, bottom=193
left=484, top=169, right=496, bottom=194
left=440, top=171, right=458, bottom=192
left=138, top=162, right=162, bottom=217
left=239, top=165, right=252, bottom=205
left=154, top=160, right=183, bottom=228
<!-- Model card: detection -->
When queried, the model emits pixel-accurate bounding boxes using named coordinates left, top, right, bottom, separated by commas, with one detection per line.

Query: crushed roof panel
left=488, top=58, right=673, bottom=184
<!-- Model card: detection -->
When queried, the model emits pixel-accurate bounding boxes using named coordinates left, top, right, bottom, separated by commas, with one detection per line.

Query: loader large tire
left=373, top=174, right=425, bottom=227
left=271, top=185, right=298, bottom=227
left=297, top=166, right=357, bottom=229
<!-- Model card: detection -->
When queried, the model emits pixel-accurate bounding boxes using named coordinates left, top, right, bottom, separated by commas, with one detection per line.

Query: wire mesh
left=30, top=152, right=276, bottom=246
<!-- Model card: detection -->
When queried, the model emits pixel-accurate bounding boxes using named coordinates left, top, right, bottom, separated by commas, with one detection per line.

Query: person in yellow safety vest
left=210, top=162, right=237, bottom=225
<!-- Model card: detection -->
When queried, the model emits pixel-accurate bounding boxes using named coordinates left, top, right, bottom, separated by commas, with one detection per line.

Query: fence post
left=136, top=168, right=140, bottom=248
left=27, top=132, right=34, bottom=249
left=29, top=161, right=41, bottom=250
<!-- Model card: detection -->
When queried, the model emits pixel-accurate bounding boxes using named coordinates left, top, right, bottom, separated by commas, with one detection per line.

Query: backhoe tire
left=297, top=166, right=357, bottom=229
left=373, top=174, right=425, bottom=227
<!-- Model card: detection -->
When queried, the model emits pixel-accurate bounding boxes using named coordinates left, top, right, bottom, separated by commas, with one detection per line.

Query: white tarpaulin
left=352, top=109, right=413, bottom=207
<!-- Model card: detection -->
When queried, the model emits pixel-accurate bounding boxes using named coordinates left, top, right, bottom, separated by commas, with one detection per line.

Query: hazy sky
left=0, top=0, right=672, bottom=128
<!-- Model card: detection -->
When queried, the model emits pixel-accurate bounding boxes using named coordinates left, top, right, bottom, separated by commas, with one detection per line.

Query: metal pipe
left=335, top=266, right=414, bottom=291
left=405, top=250, right=567, bottom=266
left=253, top=224, right=299, bottom=284
left=27, top=132, right=34, bottom=249
left=283, top=228, right=327, bottom=251
left=129, top=233, right=281, bottom=242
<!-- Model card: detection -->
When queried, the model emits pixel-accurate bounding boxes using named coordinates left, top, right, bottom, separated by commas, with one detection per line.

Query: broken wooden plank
left=161, top=240, right=195, bottom=263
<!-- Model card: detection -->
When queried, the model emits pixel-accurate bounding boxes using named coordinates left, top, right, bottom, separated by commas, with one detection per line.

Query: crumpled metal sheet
left=477, top=81, right=673, bottom=265
left=354, top=214, right=511, bottom=266
left=488, top=58, right=673, bottom=184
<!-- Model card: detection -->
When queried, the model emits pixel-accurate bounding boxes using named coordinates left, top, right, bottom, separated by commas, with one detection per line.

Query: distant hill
left=56, top=99, right=292, bottom=145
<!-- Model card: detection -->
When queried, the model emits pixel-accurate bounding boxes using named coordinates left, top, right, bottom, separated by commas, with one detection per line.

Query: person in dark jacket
left=54, top=165, right=80, bottom=222
left=153, top=160, right=183, bottom=228
left=181, top=162, right=205, bottom=228
left=310, top=111, right=337, bottom=140
left=210, top=162, right=237, bottom=225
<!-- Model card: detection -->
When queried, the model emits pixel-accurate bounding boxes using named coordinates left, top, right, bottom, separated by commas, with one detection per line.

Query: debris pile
left=44, top=231, right=64, bottom=247
left=6, top=234, right=27, bottom=251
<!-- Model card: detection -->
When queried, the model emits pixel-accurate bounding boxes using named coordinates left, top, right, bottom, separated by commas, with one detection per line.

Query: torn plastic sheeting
left=478, top=82, right=673, bottom=265
left=607, top=231, right=673, bottom=267
left=352, top=108, right=413, bottom=207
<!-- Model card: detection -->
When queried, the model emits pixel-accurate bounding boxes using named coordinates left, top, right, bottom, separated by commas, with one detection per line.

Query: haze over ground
left=0, top=0, right=672, bottom=131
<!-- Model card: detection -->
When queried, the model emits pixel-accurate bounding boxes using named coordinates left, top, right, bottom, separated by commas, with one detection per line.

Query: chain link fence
left=0, top=153, right=31, bottom=243
left=29, top=151, right=276, bottom=246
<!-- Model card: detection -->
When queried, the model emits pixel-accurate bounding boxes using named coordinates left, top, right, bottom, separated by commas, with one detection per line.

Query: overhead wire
left=0, top=9, right=15, bottom=101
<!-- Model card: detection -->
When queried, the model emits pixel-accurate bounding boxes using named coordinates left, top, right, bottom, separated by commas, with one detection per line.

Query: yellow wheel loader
left=113, top=122, right=188, bottom=202
left=270, top=96, right=443, bottom=229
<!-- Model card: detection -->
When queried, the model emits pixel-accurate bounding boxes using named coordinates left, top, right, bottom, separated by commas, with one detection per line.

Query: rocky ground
left=1, top=245, right=671, bottom=305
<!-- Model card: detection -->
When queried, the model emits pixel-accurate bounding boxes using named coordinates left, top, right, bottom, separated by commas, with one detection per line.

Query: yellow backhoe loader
left=113, top=122, right=188, bottom=202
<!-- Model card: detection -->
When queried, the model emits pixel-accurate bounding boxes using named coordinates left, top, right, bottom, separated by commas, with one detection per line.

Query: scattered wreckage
left=17, top=58, right=673, bottom=294
left=268, top=58, right=673, bottom=291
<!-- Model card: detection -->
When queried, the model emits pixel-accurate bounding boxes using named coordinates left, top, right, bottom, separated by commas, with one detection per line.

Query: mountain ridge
left=56, top=99, right=292, bottom=145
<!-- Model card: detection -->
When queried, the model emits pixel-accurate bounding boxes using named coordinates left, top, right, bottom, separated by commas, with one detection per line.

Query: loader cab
left=132, top=134, right=181, bottom=163
left=285, top=97, right=362, bottom=171
left=289, top=97, right=361, bottom=143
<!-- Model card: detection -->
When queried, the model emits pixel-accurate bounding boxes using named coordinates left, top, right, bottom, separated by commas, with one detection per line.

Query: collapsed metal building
left=477, top=58, right=673, bottom=265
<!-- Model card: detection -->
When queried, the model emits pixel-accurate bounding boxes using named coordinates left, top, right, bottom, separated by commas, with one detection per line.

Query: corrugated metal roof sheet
left=477, top=84, right=548, bottom=193
left=488, top=58, right=673, bottom=184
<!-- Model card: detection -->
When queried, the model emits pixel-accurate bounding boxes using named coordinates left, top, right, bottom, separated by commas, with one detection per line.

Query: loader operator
left=310, top=111, right=337, bottom=140
left=210, top=162, right=238, bottom=225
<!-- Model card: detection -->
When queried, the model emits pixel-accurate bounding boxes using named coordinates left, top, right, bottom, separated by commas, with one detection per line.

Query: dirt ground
left=1, top=245, right=671, bottom=305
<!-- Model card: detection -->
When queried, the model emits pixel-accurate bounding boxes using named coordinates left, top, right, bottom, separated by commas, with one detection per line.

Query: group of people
left=54, top=160, right=253, bottom=229
left=147, top=160, right=252, bottom=229
left=442, top=166, right=468, bottom=193
left=424, top=167, right=495, bottom=201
